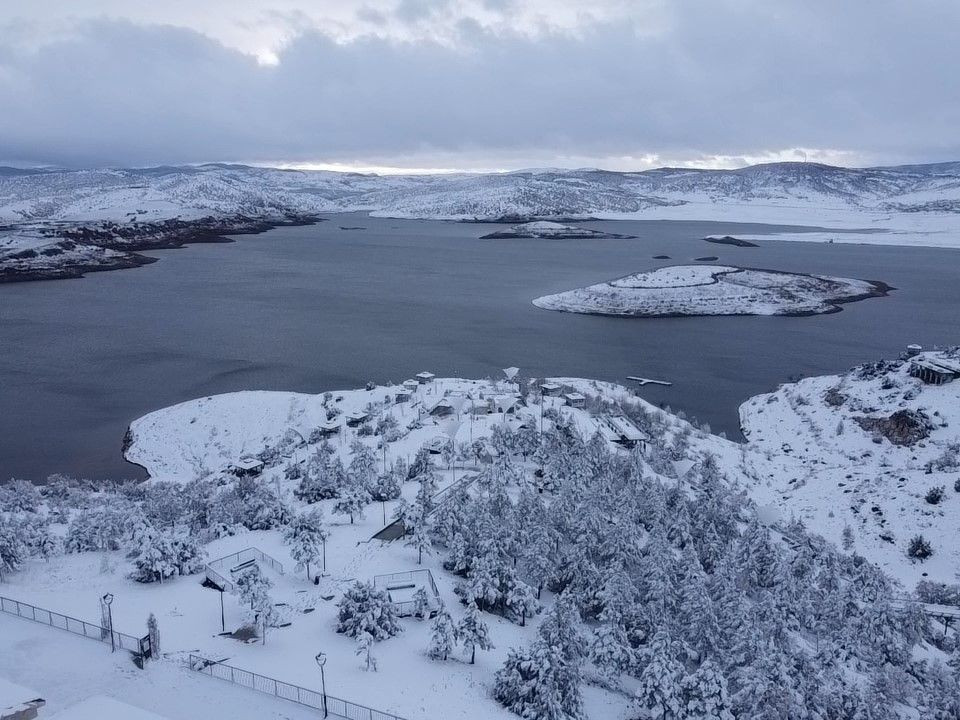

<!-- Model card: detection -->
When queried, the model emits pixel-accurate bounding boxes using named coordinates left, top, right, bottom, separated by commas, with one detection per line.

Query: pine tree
left=348, top=440, right=379, bottom=494
left=130, top=526, right=179, bottom=583
left=295, top=451, right=345, bottom=502
left=681, top=660, right=734, bottom=720
left=504, top=577, right=538, bottom=626
left=235, top=564, right=273, bottom=611
left=457, top=600, right=493, bottom=664
left=333, top=480, right=371, bottom=524
left=428, top=606, right=457, bottom=660
left=635, top=628, right=684, bottom=720
left=283, top=508, right=329, bottom=579
left=406, top=501, right=433, bottom=565
left=494, top=638, right=584, bottom=720
left=336, top=581, right=402, bottom=640
left=590, top=623, right=636, bottom=682
left=412, top=586, right=431, bottom=619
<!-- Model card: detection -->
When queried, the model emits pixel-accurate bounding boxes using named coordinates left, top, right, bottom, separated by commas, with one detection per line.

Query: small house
left=906, top=344, right=923, bottom=357
left=564, top=392, right=586, bottom=409
left=428, top=398, right=454, bottom=417
left=415, top=371, right=436, bottom=384
left=395, top=388, right=413, bottom=403
left=231, top=456, right=264, bottom=477
left=346, top=410, right=369, bottom=427
left=317, top=418, right=341, bottom=436
left=540, top=382, right=562, bottom=396
left=488, top=394, right=520, bottom=415
left=402, top=379, right=420, bottom=391
left=423, top=436, right=448, bottom=454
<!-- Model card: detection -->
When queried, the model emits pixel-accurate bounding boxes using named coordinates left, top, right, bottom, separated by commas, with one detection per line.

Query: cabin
left=346, top=410, right=369, bottom=427
left=605, top=416, right=650, bottom=451
left=910, top=355, right=960, bottom=385
left=316, top=418, right=341, bottom=436
left=423, top=436, right=448, bottom=454
left=906, top=344, right=923, bottom=357
left=415, top=371, right=436, bottom=384
left=564, top=392, right=586, bottom=409
left=231, top=456, right=264, bottom=477
left=402, top=379, right=420, bottom=391
left=540, top=382, right=562, bottom=396
left=428, top=398, right=454, bottom=417
left=395, top=388, right=413, bottom=403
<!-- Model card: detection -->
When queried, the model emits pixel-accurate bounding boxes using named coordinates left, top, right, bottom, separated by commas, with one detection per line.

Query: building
left=540, top=382, right=562, bottom=396
left=402, top=379, right=420, bottom=391
left=564, top=392, right=586, bottom=409
left=346, top=410, right=369, bottom=426
left=910, top=355, right=960, bottom=385
left=415, top=371, right=436, bottom=384
left=604, top=416, right=650, bottom=450
left=487, top=394, right=520, bottom=414
left=428, top=398, right=454, bottom=417
left=316, top=418, right=341, bottom=436
left=395, top=388, right=413, bottom=403
left=231, top=456, right=264, bottom=477
left=423, top=436, right=448, bottom=454
left=906, top=344, right=923, bottom=357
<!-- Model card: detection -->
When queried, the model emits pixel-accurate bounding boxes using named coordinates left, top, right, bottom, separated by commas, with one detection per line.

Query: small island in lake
left=532, top=264, right=890, bottom=317
left=480, top=220, right=635, bottom=239
left=704, top=235, right=759, bottom=247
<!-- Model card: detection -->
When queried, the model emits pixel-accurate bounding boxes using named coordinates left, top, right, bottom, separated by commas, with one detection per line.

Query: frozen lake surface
left=2, top=214, right=959, bottom=481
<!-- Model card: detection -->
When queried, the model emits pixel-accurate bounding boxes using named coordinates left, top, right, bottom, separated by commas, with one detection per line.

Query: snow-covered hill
left=2, top=160, right=960, bottom=225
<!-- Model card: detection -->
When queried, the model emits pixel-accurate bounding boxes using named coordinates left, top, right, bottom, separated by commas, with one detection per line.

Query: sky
left=1, top=0, right=958, bottom=173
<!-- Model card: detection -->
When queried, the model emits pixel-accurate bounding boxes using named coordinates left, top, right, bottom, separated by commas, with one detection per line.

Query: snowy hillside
left=740, top=349, right=960, bottom=587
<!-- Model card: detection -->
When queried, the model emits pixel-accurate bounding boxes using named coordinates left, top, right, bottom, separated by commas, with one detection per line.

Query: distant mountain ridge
left=2, top=160, right=960, bottom=224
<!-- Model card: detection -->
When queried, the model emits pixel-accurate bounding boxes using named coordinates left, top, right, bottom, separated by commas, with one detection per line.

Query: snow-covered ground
left=479, top=221, right=634, bottom=239
left=739, top=350, right=960, bottom=588
left=532, top=264, right=887, bottom=317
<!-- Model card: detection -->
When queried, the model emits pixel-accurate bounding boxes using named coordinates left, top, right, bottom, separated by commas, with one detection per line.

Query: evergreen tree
left=635, top=627, right=684, bottom=720
left=130, top=526, right=179, bottom=583
left=295, top=450, right=345, bottom=502
left=681, top=660, right=734, bottom=720
left=336, top=581, right=402, bottom=640
left=494, top=640, right=584, bottom=720
left=428, top=605, right=457, bottom=661
left=355, top=631, right=378, bottom=671
left=283, top=508, right=329, bottom=579
left=348, top=440, right=379, bottom=494
left=333, top=480, right=371, bottom=524
left=235, top=564, right=273, bottom=611
left=457, top=600, right=493, bottom=664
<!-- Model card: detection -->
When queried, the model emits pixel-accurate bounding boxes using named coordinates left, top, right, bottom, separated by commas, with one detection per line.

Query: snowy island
left=532, top=264, right=890, bottom=317
left=478, top=221, right=635, bottom=240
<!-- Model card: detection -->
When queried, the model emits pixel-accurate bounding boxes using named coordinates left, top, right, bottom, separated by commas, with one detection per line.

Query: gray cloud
left=1, top=1, right=958, bottom=169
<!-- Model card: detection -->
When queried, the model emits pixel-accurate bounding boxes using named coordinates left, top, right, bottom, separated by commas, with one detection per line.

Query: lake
left=2, top=214, right=958, bottom=481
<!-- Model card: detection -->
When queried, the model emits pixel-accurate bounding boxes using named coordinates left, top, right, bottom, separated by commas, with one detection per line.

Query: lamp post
left=102, top=593, right=115, bottom=653
left=315, top=652, right=328, bottom=718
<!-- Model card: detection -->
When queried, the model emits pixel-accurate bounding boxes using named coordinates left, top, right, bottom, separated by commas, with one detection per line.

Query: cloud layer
left=1, top=1, right=958, bottom=169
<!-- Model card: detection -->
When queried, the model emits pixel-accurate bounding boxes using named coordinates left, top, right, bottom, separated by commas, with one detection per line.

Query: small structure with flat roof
left=373, top=569, right=441, bottom=617
left=395, top=388, right=414, bottom=403
left=540, top=383, right=562, bottom=396
left=564, top=392, right=586, bottom=409
left=910, top=354, right=960, bottom=385
left=231, top=456, right=264, bottom=477
left=415, top=371, right=436, bottom=384
left=428, top=398, right=454, bottom=417
left=423, top=436, right=448, bottom=454
left=605, top=416, right=650, bottom=450
left=346, top=410, right=370, bottom=427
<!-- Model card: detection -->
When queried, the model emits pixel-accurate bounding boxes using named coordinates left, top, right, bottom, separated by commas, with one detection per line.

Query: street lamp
left=315, top=652, right=328, bottom=718
left=102, top=593, right=115, bottom=653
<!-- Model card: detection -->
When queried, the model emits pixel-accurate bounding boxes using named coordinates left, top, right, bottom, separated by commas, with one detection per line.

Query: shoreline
left=0, top=213, right=323, bottom=284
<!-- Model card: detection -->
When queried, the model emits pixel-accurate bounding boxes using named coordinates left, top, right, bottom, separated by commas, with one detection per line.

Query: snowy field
left=532, top=265, right=887, bottom=317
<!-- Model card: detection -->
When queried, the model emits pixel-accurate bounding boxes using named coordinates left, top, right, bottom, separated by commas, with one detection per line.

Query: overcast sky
left=1, top=0, right=958, bottom=172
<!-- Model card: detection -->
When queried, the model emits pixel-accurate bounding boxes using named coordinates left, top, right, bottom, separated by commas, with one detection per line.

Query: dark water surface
left=2, top=215, right=958, bottom=481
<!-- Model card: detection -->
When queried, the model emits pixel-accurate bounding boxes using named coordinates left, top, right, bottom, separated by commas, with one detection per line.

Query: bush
left=954, top=478, right=960, bottom=493
left=907, top=535, right=933, bottom=562
left=925, top=486, right=945, bottom=505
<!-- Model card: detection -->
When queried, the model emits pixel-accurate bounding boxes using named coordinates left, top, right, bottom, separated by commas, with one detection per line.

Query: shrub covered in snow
left=335, top=582, right=401, bottom=640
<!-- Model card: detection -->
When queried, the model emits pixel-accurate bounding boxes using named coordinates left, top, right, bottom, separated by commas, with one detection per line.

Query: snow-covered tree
left=283, top=508, right=328, bottom=579
left=681, top=660, right=734, bottom=720
left=295, top=449, right=345, bottom=502
left=130, top=526, right=179, bottom=583
left=428, top=605, right=457, bottom=660
left=635, top=628, right=684, bottom=720
left=348, top=440, right=379, bottom=494
left=336, top=582, right=402, bottom=640
left=333, top=480, right=371, bottom=524
left=412, top=586, right=431, bottom=619
left=457, top=600, right=493, bottom=664
left=235, top=564, right=273, bottom=611
left=355, top=631, right=378, bottom=671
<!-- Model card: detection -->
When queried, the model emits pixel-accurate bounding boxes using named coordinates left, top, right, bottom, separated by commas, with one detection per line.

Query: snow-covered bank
left=533, top=264, right=889, bottom=317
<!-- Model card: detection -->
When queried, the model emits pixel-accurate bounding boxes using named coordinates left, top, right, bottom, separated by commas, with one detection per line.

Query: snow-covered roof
left=564, top=392, right=586, bottom=401
left=540, top=383, right=561, bottom=391
left=49, top=696, right=168, bottom=720
left=402, top=379, right=419, bottom=388
left=319, top=418, right=341, bottom=430
left=415, top=371, right=435, bottom=380
left=606, top=416, right=649, bottom=442
left=347, top=410, right=369, bottom=420
left=233, top=457, right=263, bottom=470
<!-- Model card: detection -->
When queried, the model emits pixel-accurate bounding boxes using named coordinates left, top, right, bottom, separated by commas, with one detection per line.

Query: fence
left=0, top=594, right=149, bottom=658
left=188, top=655, right=409, bottom=720
left=205, top=547, right=286, bottom=593
left=372, top=569, right=440, bottom=616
